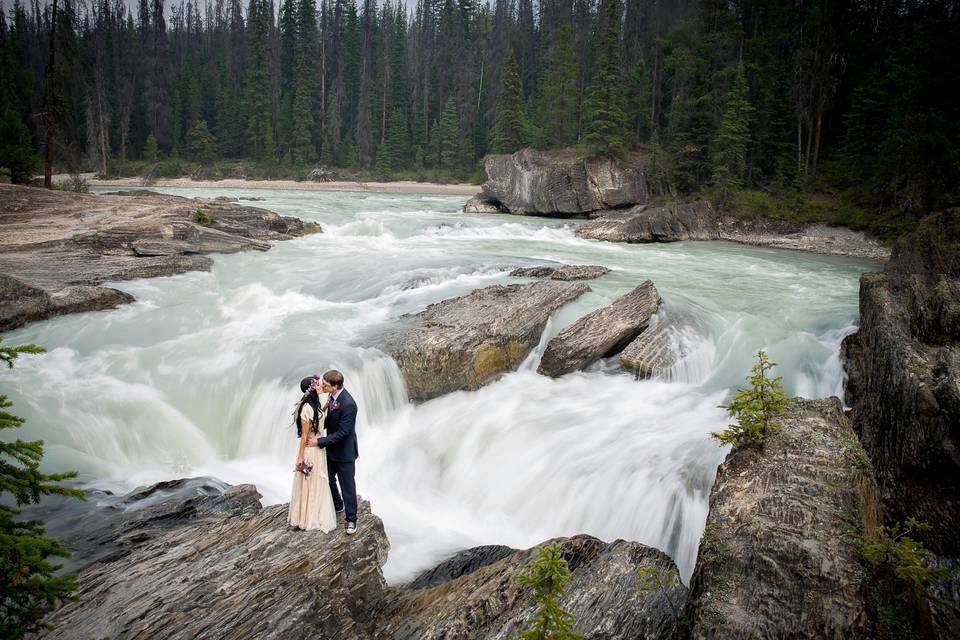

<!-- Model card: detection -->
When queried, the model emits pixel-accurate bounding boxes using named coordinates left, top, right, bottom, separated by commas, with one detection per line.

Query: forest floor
left=60, top=173, right=480, bottom=196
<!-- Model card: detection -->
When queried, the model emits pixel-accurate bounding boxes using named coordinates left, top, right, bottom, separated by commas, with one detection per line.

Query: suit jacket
left=317, top=388, right=359, bottom=463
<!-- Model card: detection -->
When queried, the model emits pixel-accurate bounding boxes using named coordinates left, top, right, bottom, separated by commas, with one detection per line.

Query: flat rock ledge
left=538, top=280, right=662, bottom=377
left=380, top=536, right=686, bottom=640
left=475, top=148, right=670, bottom=216
left=510, top=264, right=610, bottom=281
left=576, top=201, right=890, bottom=261
left=684, top=398, right=881, bottom=639
left=0, top=184, right=320, bottom=330
left=43, top=482, right=389, bottom=640
left=372, top=280, right=590, bottom=401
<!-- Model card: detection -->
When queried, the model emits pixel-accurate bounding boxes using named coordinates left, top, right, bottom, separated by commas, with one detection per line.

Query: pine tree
left=143, top=132, right=159, bottom=161
left=377, top=107, right=409, bottom=173
left=515, top=543, right=582, bottom=640
left=0, top=109, right=40, bottom=184
left=711, top=68, right=752, bottom=205
left=536, top=23, right=579, bottom=149
left=0, top=338, right=84, bottom=639
left=438, top=96, right=461, bottom=170
left=492, top=48, right=525, bottom=154
left=712, top=350, right=790, bottom=447
left=580, top=0, right=629, bottom=157
left=244, top=0, right=272, bottom=159
left=185, top=119, right=218, bottom=164
left=291, top=0, right=318, bottom=164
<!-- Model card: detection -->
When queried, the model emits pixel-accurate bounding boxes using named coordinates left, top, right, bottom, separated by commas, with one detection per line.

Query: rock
left=378, top=536, right=686, bottom=640
left=618, top=313, right=679, bottom=377
left=0, top=184, right=320, bottom=330
left=43, top=482, right=389, bottom=640
left=373, top=280, right=590, bottom=401
left=480, top=148, right=670, bottom=216
left=406, top=545, right=518, bottom=590
left=19, top=477, right=262, bottom=574
left=538, top=281, right=662, bottom=377
left=464, top=193, right=506, bottom=213
left=577, top=202, right=718, bottom=242
left=576, top=200, right=891, bottom=260
left=842, top=210, right=960, bottom=555
left=0, top=274, right=135, bottom=332
left=684, top=398, right=881, bottom=639
left=510, top=264, right=610, bottom=281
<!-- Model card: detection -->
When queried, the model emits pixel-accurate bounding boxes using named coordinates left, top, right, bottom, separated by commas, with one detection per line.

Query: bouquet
left=295, top=460, right=314, bottom=477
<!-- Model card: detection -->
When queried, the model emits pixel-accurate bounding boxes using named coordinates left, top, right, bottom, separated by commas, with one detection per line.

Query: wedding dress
left=288, top=403, right=337, bottom=532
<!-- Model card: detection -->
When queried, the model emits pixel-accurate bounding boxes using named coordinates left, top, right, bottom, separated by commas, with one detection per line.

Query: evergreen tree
left=712, top=350, right=790, bottom=447
left=143, top=132, right=159, bottom=161
left=185, top=119, right=218, bottom=164
left=291, top=0, right=319, bottom=164
left=580, top=0, right=629, bottom=157
left=377, top=107, right=409, bottom=173
left=244, top=0, right=273, bottom=159
left=536, top=23, right=579, bottom=149
left=0, top=109, right=39, bottom=183
left=711, top=68, right=752, bottom=205
left=515, top=543, right=582, bottom=640
left=0, top=338, right=84, bottom=639
left=438, top=96, right=461, bottom=170
left=492, top=48, right=524, bottom=154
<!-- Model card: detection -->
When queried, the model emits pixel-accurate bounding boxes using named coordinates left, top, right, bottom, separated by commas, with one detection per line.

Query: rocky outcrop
left=619, top=314, right=679, bottom=377
left=380, top=536, right=686, bottom=640
left=842, top=210, right=960, bottom=556
left=684, top=398, right=881, bottom=639
left=43, top=480, right=389, bottom=640
left=476, top=148, right=670, bottom=216
left=538, top=280, right=662, bottom=377
left=407, top=545, right=518, bottom=590
left=576, top=200, right=890, bottom=260
left=373, top=280, right=590, bottom=401
left=510, top=264, right=610, bottom=281
left=464, top=193, right=507, bottom=213
left=0, top=184, right=320, bottom=330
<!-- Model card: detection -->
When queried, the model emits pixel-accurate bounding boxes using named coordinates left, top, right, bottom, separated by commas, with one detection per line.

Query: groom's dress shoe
left=346, top=521, right=357, bottom=535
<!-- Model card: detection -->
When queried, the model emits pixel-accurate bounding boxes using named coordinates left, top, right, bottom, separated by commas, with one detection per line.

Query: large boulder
left=373, top=280, right=590, bottom=401
left=476, top=148, right=670, bottom=216
left=577, top=202, right=718, bottom=242
left=0, top=184, right=320, bottom=330
left=684, top=398, right=881, bottom=639
left=842, top=210, right=960, bottom=556
left=538, top=280, right=662, bottom=377
left=379, top=536, right=686, bottom=640
left=510, top=264, right=610, bottom=281
left=43, top=481, right=389, bottom=640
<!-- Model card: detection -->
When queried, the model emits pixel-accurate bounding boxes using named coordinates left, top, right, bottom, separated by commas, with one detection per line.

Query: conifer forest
left=0, top=0, right=958, bottom=233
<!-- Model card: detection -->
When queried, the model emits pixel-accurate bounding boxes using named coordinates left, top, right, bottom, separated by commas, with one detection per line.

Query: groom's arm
left=316, top=401, right=357, bottom=449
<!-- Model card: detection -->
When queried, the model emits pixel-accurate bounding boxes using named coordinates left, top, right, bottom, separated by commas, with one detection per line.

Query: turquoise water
left=3, top=186, right=878, bottom=582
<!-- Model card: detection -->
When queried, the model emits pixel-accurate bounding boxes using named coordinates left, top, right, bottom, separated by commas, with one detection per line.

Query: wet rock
left=0, top=184, right=320, bottom=330
left=510, top=264, right=610, bottom=281
left=407, top=545, right=517, bottom=590
left=618, top=314, right=679, bottom=377
left=43, top=482, right=388, bottom=640
left=373, top=280, right=590, bottom=401
left=842, top=210, right=960, bottom=555
left=378, top=536, right=686, bottom=640
left=577, top=201, right=718, bottom=242
left=684, top=398, right=881, bottom=639
left=538, top=280, right=662, bottom=377
left=464, top=193, right=506, bottom=213
left=480, top=148, right=669, bottom=216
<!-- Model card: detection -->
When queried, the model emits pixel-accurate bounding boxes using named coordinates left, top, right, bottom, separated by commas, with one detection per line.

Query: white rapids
left=1, top=186, right=878, bottom=583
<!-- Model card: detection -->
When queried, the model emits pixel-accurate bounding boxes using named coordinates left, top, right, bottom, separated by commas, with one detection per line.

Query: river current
left=3, top=187, right=878, bottom=583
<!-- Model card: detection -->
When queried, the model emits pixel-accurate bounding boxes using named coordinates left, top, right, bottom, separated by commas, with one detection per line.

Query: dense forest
left=0, top=0, right=958, bottom=232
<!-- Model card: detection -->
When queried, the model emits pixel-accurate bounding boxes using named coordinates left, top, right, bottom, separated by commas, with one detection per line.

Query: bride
left=288, top=375, right=337, bottom=532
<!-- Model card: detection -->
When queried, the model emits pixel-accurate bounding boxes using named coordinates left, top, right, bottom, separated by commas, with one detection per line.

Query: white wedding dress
left=288, top=403, right=337, bottom=532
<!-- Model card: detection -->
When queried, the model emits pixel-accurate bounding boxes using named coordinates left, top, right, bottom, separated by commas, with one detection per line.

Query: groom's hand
left=306, top=436, right=318, bottom=447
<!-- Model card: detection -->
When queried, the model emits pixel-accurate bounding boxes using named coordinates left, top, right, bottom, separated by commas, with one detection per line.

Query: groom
left=307, top=370, right=360, bottom=535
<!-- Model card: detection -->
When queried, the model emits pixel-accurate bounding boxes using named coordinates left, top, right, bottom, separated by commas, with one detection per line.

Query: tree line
left=0, top=0, right=957, bottom=219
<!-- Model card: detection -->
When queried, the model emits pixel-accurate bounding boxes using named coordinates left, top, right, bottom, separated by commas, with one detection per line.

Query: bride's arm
left=296, top=416, right=310, bottom=466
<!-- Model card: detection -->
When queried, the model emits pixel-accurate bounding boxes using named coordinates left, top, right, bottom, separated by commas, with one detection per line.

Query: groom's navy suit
left=317, top=388, right=359, bottom=522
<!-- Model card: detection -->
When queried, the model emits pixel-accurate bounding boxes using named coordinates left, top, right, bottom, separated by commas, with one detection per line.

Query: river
left=2, top=187, right=878, bottom=583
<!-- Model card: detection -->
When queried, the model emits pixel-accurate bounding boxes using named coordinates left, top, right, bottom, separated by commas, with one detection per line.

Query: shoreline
left=71, top=174, right=480, bottom=196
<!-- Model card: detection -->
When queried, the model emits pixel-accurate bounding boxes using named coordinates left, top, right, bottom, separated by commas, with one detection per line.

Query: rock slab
left=0, top=184, right=320, bottom=330
left=538, top=280, right=662, bottom=377
left=510, top=264, right=610, bottom=281
left=373, top=280, right=590, bottom=401
left=379, top=536, right=686, bottom=640
left=684, top=398, right=881, bottom=639
left=477, top=148, right=670, bottom=216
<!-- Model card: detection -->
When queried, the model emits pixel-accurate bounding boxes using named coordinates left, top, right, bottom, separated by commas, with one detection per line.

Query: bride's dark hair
left=294, top=376, right=321, bottom=437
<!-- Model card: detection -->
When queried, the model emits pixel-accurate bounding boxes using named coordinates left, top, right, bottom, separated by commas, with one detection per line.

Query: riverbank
left=55, top=173, right=479, bottom=196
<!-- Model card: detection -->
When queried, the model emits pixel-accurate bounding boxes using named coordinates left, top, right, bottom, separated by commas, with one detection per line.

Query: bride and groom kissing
left=287, top=369, right=360, bottom=535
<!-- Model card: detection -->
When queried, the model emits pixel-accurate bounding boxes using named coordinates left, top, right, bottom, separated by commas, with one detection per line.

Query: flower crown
left=302, top=374, right=322, bottom=399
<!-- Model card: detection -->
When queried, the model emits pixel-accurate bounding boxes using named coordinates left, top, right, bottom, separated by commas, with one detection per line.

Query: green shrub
left=712, top=350, right=790, bottom=447
left=195, top=208, right=214, bottom=225
left=514, top=543, right=581, bottom=640
left=53, top=174, right=90, bottom=193
left=0, top=110, right=40, bottom=184
left=0, top=338, right=85, bottom=639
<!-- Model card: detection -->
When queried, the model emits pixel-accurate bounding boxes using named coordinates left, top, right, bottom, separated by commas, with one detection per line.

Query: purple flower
left=295, top=461, right=314, bottom=477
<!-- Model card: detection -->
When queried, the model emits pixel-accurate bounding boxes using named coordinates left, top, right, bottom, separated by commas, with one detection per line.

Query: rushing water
left=2, top=187, right=878, bottom=583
